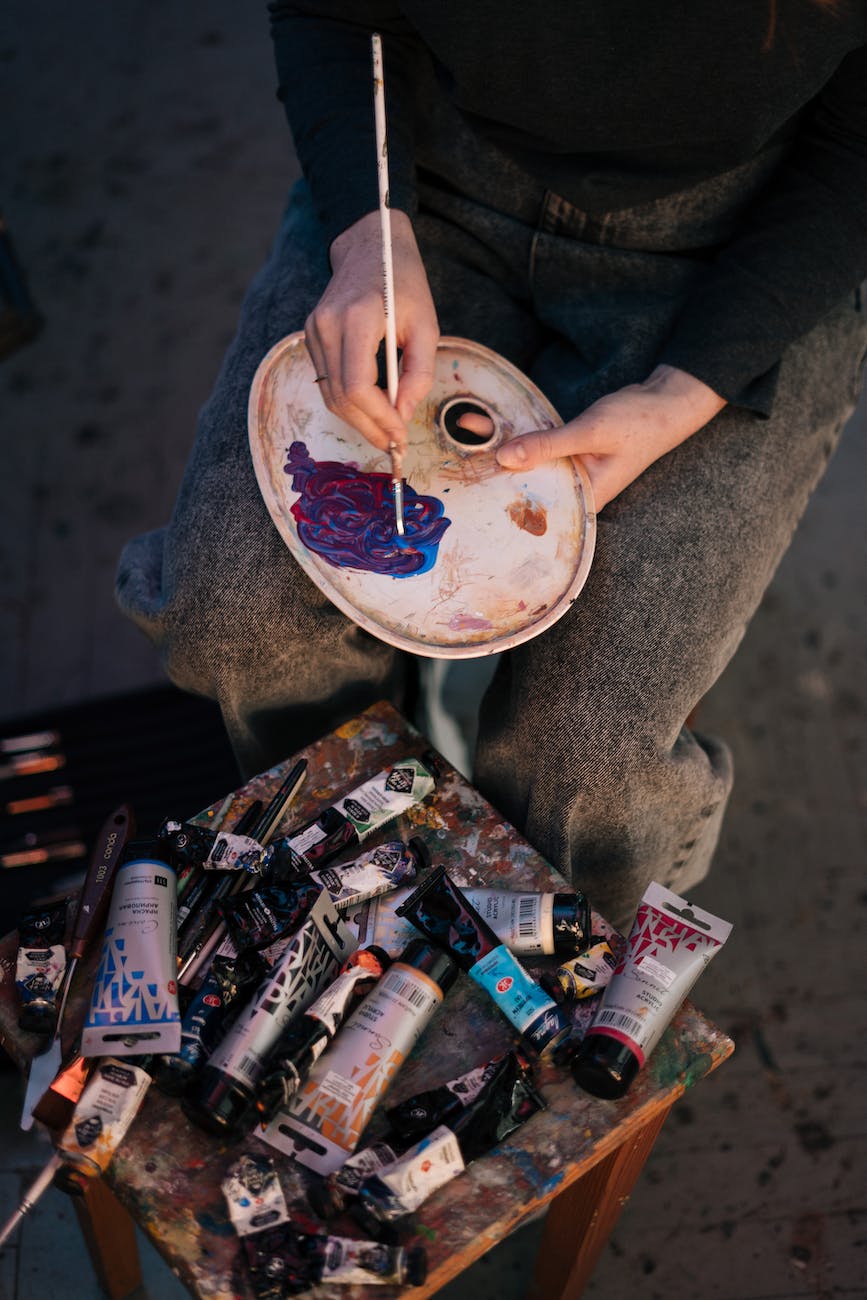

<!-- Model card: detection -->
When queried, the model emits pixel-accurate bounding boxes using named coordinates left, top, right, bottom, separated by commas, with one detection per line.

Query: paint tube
left=260, top=937, right=457, bottom=1174
left=396, top=867, right=571, bottom=1058
left=183, top=890, right=356, bottom=1137
left=460, top=889, right=591, bottom=957
left=352, top=1054, right=546, bottom=1234
left=307, top=837, right=428, bottom=910
left=54, top=1057, right=152, bottom=1193
left=385, top=1047, right=534, bottom=1140
left=255, top=946, right=390, bottom=1123
left=153, top=948, right=267, bottom=1096
left=216, top=878, right=322, bottom=952
left=15, top=900, right=68, bottom=1034
left=309, top=1048, right=538, bottom=1220
left=222, top=1152, right=292, bottom=1238
left=342, top=888, right=419, bottom=956
left=541, top=938, right=618, bottom=1002
left=81, top=848, right=181, bottom=1057
left=265, top=756, right=437, bottom=878
left=242, top=1224, right=427, bottom=1295
left=158, top=819, right=270, bottom=874
left=572, top=882, right=733, bottom=1099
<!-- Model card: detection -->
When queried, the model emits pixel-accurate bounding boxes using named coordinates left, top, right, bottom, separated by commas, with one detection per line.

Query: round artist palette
left=248, top=333, right=595, bottom=658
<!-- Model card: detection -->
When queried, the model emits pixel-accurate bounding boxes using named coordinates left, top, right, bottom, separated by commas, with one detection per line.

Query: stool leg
left=529, top=1103, right=673, bottom=1300
left=71, top=1178, right=143, bottom=1300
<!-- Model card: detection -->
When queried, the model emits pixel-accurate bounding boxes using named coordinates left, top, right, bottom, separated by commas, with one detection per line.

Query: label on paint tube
left=222, top=1154, right=291, bottom=1237
left=204, top=832, right=268, bottom=873
left=16, top=944, right=66, bottom=1007
left=58, top=1057, right=152, bottom=1179
left=343, top=889, right=417, bottom=957
left=311, top=841, right=420, bottom=910
left=367, top=1125, right=465, bottom=1213
left=462, top=890, right=552, bottom=957
left=82, top=858, right=181, bottom=1057
left=207, top=891, right=356, bottom=1090
left=335, top=761, right=435, bottom=839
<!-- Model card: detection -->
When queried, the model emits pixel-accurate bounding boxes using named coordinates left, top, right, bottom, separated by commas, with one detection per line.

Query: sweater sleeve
left=658, top=43, right=867, bottom=415
left=268, top=0, right=422, bottom=248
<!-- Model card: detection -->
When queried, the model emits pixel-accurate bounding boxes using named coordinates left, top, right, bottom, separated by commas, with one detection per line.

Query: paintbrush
left=372, top=32, right=406, bottom=538
left=0, top=1152, right=63, bottom=1249
left=19, top=804, right=134, bottom=1130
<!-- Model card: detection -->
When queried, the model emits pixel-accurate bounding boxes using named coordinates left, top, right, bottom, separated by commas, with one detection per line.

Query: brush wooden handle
left=69, top=804, right=135, bottom=959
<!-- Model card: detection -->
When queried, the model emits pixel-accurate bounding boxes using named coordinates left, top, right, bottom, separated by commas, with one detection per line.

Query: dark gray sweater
left=269, top=1, right=867, bottom=412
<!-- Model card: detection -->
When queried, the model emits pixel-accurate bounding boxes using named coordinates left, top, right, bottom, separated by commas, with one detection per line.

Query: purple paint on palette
left=284, top=441, right=451, bottom=578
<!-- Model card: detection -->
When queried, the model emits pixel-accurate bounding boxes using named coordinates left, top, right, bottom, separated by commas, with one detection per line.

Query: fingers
left=305, top=302, right=406, bottom=453
left=495, top=425, right=562, bottom=470
left=395, top=315, right=438, bottom=425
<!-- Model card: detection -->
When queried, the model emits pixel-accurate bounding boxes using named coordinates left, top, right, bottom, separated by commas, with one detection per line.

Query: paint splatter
left=508, top=497, right=548, bottom=536
left=448, top=613, right=493, bottom=632
left=284, top=441, right=451, bottom=578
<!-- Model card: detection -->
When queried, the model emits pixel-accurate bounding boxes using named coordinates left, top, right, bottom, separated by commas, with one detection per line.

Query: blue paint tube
left=396, top=866, right=571, bottom=1057
left=153, top=948, right=266, bottom=1096
left=81, top=848, right=181, bottom=1057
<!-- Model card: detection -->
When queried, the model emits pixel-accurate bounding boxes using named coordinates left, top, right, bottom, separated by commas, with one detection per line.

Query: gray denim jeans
left=116, top=100, right=867, bottom=932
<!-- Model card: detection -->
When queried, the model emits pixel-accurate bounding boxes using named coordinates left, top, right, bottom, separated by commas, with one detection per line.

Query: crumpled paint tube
left=216, top=878, right=322, bottom=952
left=541, top=938, right=618, bottom=1002
left=572, top=882, right=732, bottom=1099
left=306, top=837, right=428, bottom=910
left=396, top=866, right=571, bottom=1057
left=15, top=900, right=68, bottom=1034
left=351, top=1050, right=545, bottom=1235
left=54, top=1057, right=152, bottom=1193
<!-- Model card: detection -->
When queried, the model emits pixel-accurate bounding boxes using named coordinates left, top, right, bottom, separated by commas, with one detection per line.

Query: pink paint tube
left=571, top=883, right=732, bottom=1099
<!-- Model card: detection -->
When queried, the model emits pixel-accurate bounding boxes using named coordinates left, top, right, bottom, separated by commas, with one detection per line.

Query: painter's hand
left=304, top=210, right=439, bottom=454
left=495, top=365, right=727, bottom=510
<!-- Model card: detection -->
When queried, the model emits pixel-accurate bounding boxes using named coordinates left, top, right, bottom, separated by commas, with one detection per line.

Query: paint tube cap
left=182, top=1066, right=254, bottom=1137
left=399, top=937, right=459, bottom=994
left=401, top=1245, right=428, bottom=1286
left=570, top=1032, right=640, bottom=1100
left=551, top=893, right=592, bottom=954
left=407, top=836, right=431, bottom=872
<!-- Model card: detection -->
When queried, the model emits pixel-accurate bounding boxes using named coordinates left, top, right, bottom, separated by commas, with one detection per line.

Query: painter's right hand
left=304, top=210, right=440, bottom=454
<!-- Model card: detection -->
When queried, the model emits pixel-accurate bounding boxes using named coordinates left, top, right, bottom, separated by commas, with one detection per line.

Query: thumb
left=496, top=426, right=561, bottom=470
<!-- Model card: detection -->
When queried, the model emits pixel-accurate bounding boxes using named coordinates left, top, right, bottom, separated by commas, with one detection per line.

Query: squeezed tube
left=54, top=1057, right=152, bottom=1192
left=242, top=1224, right=426, bottom=1295
left=15, top=900, right=68, bottom=1034
left=81, top=848, right=181, bottom=1056
left=572, top=882, right=732, bottom=1099
left=307, top=837, right=428, bottom=910
left=461, top=888, right=591, bottom=957
left=396, top=867, right=571, bottom=1057
left=541, top=938, right=617, bottom=1002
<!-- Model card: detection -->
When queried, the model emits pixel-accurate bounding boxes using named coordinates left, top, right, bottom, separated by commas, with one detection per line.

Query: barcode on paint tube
left=596, top=1009, right=643, bottom=1038
left=385, top=974, right=430, bottom=1010
left=235, top=1052, right=260, bottom=1082
left=518, top=896, right=537, bottom=938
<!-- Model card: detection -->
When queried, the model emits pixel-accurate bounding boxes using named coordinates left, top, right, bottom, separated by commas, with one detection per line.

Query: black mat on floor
left=0, top=685, right=240, bottom=937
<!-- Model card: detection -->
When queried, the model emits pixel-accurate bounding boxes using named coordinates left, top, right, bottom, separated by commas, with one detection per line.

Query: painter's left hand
left=495, top=365, right=726, bottom=510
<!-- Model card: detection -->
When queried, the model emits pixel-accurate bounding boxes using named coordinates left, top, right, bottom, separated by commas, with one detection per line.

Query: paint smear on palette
left=284, top=441, right=451, bottom=577
left=508, top=496, right=547, bottom=536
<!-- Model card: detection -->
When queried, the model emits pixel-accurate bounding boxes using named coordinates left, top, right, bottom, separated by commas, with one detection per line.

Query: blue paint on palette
left=284, top=441, right=451, bottom=578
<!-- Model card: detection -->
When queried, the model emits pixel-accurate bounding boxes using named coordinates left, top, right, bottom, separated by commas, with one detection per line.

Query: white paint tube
left=82, top=852, right=180, bottom=1056
left=55, top=1057, right=152, bottom=1191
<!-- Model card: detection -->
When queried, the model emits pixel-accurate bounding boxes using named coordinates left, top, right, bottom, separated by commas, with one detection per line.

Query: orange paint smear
left=508, top=498, right=548, bottom=536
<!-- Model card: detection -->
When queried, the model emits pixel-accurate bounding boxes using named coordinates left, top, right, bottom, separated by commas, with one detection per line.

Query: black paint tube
left=385, top=1047, right=535, bottom=1141
left=158, top=819, right=271, bottom=875
left=396, top=867, right=571, bottom=1057
left=216, top=878, right=322, bottom=952
left=242, top=1222, right=427, bottom=1296
left=255, top=945, right=391, bottom=1124
left=15, top=900, right=68, bottom=1034
left=153, top=949, right=266, bottom=1096
left=352, top=1053, right=546, bottom=1236
left=264, top=756, right=438, bottom=880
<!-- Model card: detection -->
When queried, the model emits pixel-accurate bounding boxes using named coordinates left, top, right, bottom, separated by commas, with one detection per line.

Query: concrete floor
left=1, top=4, right=866, bottom=1298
